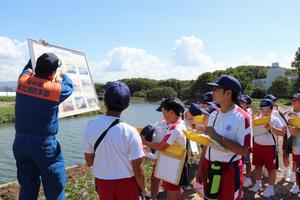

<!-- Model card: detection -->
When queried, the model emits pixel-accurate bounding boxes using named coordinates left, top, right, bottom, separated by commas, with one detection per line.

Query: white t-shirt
left=205, top=105, right=251, bottom=162
left=83, top=115, right=145, bottom=180
left=165, top=120, right=187, bottom=148
left=253, top=116, right=283, bottom=146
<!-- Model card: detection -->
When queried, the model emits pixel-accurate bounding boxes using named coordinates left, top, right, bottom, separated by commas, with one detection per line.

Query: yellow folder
left=253, top=117, right=270, bottom=127
left=289, top=117, right=300, bottom=127
left=183, top=130, right=228, bottom=152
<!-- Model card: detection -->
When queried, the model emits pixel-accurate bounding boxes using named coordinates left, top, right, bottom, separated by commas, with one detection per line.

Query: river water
left=0, top=103, right=161, bottom=184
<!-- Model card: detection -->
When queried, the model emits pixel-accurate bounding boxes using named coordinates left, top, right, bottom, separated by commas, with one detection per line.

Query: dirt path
left=0, top=101, right=15, bottom=107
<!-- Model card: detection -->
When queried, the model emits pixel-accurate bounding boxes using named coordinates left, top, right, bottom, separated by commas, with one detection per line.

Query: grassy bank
left=0, top=106, right=15, bottom=124
left=0, top=105, right=103, bottom=124
left=0, top=96, right=15, bottom=102
left=63, top=160, right=154, bottom=199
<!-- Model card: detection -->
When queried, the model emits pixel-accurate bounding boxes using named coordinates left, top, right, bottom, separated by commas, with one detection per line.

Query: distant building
left=0, top=92, right=16, bottom=96
left=251, top=62, right=297, bottom=90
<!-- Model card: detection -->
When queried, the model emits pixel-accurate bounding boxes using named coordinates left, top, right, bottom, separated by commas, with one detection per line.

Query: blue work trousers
left=13, top=133, right=66, bottom=200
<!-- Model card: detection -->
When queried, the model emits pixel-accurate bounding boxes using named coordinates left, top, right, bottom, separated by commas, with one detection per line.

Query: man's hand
left=39, top=39, right=48, bottom=46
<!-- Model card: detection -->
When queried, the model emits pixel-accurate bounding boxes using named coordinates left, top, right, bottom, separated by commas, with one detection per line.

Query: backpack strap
left=93, top=119, right=120, bottom=152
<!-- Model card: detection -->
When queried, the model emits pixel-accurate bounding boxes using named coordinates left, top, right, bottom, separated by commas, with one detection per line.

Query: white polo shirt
left=253, top=116, right=283, bottom=146
left=165, top=120, right=187, bottom=148
left=83, top=115, right=145, bottom=180
left=205, top=105, right=251, bottom=162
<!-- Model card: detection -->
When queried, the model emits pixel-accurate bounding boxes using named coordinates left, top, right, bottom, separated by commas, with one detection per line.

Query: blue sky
left=1, top=0, right=300, bottom=82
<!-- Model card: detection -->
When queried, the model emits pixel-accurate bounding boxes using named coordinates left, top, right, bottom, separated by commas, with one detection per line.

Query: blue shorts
left=13, top=133, right=66, bottom=200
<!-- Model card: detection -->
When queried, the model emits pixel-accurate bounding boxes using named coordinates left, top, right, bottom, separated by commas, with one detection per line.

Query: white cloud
left=0, top=36, right=295, bottom=83
left=89, top=47, right=168, bottom=82
left=89, top=36, right=225, bottom=82
left=0, top=37, right=28, bottom=81
left=173, top=36, right=220, bottom=70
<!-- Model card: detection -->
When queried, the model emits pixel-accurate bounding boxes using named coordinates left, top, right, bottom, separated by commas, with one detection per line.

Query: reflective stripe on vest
left=17, top=73, right=61, bottom=102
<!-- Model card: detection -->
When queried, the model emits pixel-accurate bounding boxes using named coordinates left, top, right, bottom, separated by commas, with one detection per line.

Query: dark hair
left=222, top=88, right=239, bottom=102
left=35, top=69, right=55, bottom=79
left=34, top=53, right=60, bottom=79
left=161, top=98, right=182, bottom=116
left=104, top=98, right=128, bottom=112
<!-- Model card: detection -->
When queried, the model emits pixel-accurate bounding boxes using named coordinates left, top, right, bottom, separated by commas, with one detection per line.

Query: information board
left=27, top=38, right=100, bottom=118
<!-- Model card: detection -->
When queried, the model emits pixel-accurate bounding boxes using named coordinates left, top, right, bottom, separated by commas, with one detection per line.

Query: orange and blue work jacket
left=15, top=63, right=73, bottom=136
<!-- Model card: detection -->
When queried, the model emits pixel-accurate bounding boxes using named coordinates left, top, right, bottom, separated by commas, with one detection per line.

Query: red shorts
left=162, top=181, right=181, bottom=191
left=252, top=142, right=276, bottom=171
left=202, top=159, right=242, bottom=200
left=292, top=154, right=300, bottom=163
left=95, top=177, right=140, bottom=200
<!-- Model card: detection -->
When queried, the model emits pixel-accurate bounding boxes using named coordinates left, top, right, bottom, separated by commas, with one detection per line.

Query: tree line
left=94, top=47, right=300, bottom=102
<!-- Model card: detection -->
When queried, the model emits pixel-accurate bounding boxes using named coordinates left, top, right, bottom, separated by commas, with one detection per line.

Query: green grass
left=60, top=161, right=154, bottom=200
left=0, top=103, right=104, bottom=124
left=0, top=106, right=15, bottom=123
left=0, top=96, right=16, bottom=102
left=64, top=172, right=98, bottom=200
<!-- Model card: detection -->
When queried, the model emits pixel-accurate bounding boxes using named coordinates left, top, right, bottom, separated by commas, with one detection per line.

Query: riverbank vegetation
left=0, top=106, right=15, bottom=124
left=95, top=66, right=297, bottom=103
left=93, top=47, right=300, bottom=102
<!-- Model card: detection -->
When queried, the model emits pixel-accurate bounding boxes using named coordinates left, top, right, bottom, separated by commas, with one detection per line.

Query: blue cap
left=264, top=94, right=277, bottom=102
left=292, top=93, right=300, bottom=100
left=240, top=95, right=252, bottom=105
left=104, top=81, right=131, bottom=109
left=189, top=103, right=202, bottom=116
left=206, top=102, right=219, bottom=110
left=259, top=99, right=273, bottom=109
left=35, top=53, right=60, bottom=76
left=207, top=74, right=242, bottom=95
left=200, top=105, right=218, bottom=116
left=141, top=125, right=155, bottom=142
left=156, top=98, right=165, bottom=112
left=200, top=91, right=213, bottom=104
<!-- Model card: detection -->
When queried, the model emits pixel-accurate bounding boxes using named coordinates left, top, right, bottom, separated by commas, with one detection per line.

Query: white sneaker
left=262, top=167, right=268, bottom=178
left=261, top=186, right=275, bottom=197
left=250, top=183, right=262, bottom=192
left=286, top=173, right=296, bottom=183
left=290, top=185, right=300, bottom=194
left=243, top=177, right=252, bottom=188
left=145, top=191, right=152, bottom=198
left=277, top=167, right=282, bottom=172
left=282, top=168, right=291, bottom=179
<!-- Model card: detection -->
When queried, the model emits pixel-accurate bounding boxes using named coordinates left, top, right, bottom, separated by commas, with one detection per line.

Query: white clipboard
left=154, top=145, right=187, bottom=185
